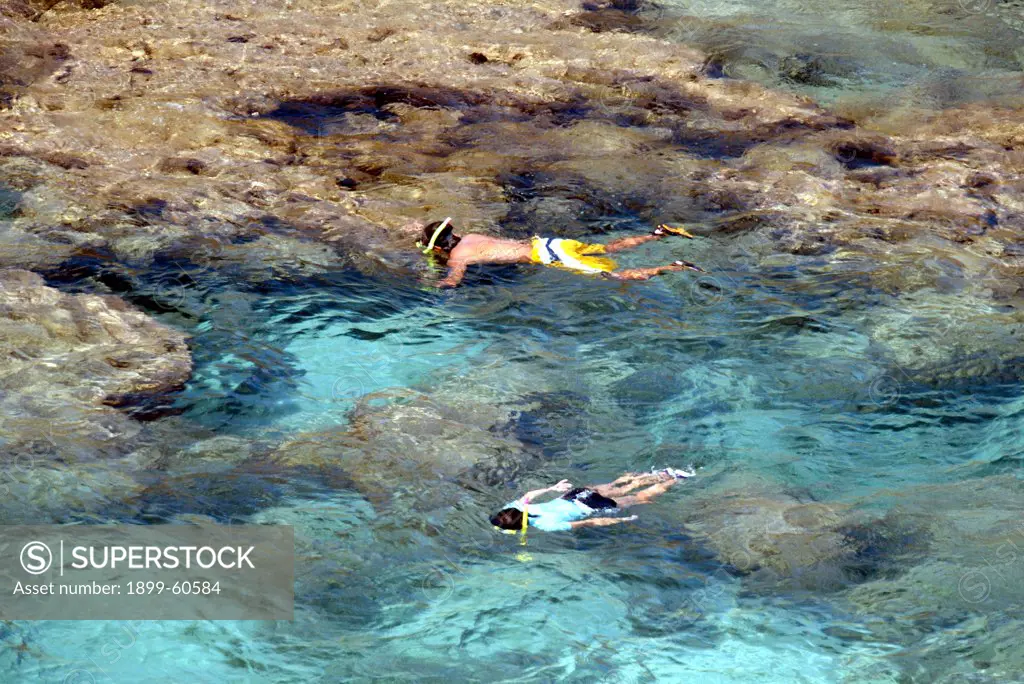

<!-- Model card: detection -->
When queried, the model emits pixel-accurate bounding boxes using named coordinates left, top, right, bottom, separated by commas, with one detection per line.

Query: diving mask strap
left=421, top=217, right=452, bottom=254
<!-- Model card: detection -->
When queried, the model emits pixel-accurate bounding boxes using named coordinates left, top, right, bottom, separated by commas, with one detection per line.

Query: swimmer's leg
left=603, top=235, right=663, bottom=253
left=604, top=260, right=703, bottom=281
left=614, top=478, right=680, bottom=508
left=602, top=225, right=695, bottom=253
left=592, top=473, right=668, bottom=498
left=606, top=472, right=650, bottom=487
left=589, top=473, right=639, bottom=495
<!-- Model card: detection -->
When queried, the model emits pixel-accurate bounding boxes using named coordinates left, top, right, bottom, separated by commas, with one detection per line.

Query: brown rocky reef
left=0, top=267, right=192, bottom=417
left=0, top=267, right=195, bottom=521
left=0, top=0, right=1022, bottom=461
left=0, top=0, right=1016, bottom=272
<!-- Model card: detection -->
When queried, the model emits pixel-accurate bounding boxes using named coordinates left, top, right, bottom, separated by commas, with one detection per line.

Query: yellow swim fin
left=654, top=224, right=696, bottom=239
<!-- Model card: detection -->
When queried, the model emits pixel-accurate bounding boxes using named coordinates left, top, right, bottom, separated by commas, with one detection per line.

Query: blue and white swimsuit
left=507, top=488, right=618, bottom=532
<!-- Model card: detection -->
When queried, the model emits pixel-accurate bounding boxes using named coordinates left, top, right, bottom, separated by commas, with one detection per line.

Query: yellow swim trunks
left=530, top=237, right=617, bottom=274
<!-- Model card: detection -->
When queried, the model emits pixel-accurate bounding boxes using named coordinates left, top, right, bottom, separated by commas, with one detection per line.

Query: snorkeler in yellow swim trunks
left=414, top=217, right=704, bottom=288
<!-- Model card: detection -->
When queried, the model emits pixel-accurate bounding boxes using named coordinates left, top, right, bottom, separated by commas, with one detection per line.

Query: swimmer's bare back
left=439, top=235, right=533, bottom=287
left=450, top=235, right=534, bottom=265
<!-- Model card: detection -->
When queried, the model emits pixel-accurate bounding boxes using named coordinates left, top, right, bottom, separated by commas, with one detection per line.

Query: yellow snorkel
left=416, top=217, right=452, bottom=254
left=515, top=502, right=531, bottom=561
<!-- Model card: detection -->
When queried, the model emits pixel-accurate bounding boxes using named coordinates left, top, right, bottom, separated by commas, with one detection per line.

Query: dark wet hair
left=422, top=220, right=461, bottom=253
left=490, top=508, right=524, bottom=531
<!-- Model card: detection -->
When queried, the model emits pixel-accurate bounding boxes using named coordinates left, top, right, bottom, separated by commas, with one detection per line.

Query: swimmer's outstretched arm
left=438, top=260, right=468, bottom=288
left=517, top=479, right=573, bottom=505
left=571, top=515, right=638, bottom=529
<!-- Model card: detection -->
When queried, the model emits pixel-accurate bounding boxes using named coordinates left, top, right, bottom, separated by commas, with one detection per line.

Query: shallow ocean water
left=15, top=227, right=1024, bottom=682
left=651, top=0, right=1024, bottom=112
left=6, top=0, right=1024, bottom=682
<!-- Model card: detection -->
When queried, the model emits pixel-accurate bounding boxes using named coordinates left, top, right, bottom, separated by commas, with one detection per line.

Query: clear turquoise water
left=9, top=1, right=1024, bottom=681
left=14, top=225, right=1024, bottom=682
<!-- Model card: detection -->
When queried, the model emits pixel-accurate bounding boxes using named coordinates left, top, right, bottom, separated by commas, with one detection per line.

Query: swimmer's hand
left=437, top=261, right=468, bottom=288
left=571, top=515, right=638, bottom=529
left=551, top=479, right=573, bottom=493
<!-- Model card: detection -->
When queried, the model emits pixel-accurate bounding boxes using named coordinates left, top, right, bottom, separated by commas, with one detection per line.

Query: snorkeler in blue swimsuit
left=490, top=469, right=694, bottom=533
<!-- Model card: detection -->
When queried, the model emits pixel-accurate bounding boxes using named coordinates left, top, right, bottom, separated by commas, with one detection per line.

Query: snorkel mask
left=416, top=217, right=453, bottom=254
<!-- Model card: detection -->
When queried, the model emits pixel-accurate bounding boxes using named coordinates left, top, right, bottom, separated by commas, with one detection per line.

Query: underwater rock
left=0, top=15, right=69, bottom=105
left=0, top=269, right=192, bottom=415
left=0, top=395, right=218, bottom=521
left=676, top=477, right=928, bottom=591
left=497, top=390, right=593, bottom=460
left=860, top=289, right=1024, bottom=387
left=124, top=467, right=285, bottom=523
left=272, top=355, right=612, bottom=501
left=146, top=434, right=254, bottom=474
left=213, top=233, right=337, bottom=283
left=0, top=389, right=143, bottom=465
left=247, top=493, right=383, bottom=628
left=842, top=559, right=1024, bottom=682
left=681, top=491, right=853, bottom=581
left=564, top=8, right=649, bottom=34
left=0, top=458, right=143, bottom=523
left=807, top=475, right=1024, bottom=681
left=777, top=53, right=835, bottom=88
left=609, top=367, right=690, bottom=411
left=272, top=388, right=517, bottom=503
